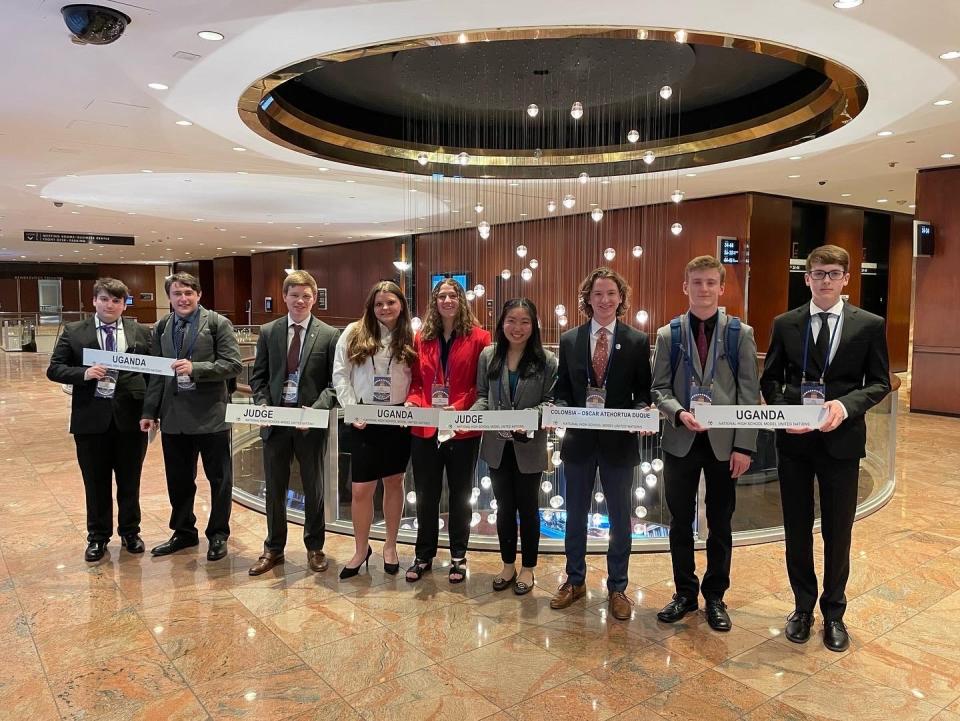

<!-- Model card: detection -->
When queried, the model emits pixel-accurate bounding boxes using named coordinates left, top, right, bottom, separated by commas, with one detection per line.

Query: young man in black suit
left=47, top=277, right=153, bottom=562
left=247, top=270, right=339, bottom=576
left=761, top=244, right=891, bottom=652
left=549, top=267, right=653, bottom=620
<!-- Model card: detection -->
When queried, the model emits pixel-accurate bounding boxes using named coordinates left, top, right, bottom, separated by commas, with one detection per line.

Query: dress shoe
left=492, top=570, right=517, bottom=592
left=609, top=591, right=634, bottom=620
left=150, top=534, right=199, bottom=557
left=121, top=534, right=145, bottom=554
left=249, top=552, right=284, bottom=576
left=84, top=540, right=107, bottom=562
left=207, top=538, right=228, bottom=561
left=705, top=599, right=732, bottom=632
left=550, top=581, right=586, bottom=609
left=338, top=547, right=371, bottom=580
left=308, top=549, right=329, bottom=573
left=823, top=620, right=850, bottom=652
left=785, top=610, right=814, bottom=644
left=656, top=595, right=699, bottom=623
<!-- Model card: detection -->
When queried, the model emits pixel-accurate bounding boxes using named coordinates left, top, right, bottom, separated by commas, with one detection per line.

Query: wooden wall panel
left=912, top=166, right=960, bottom=414
left=250, top=250, right=292, bottom=325
left=301, top=238, right=396, bottom=327
left=172, top=260, right=215, bottom=317
left=97, top=263, right=159, bottom=322
left=212, top=256, right=252, bottom=324
left=826, top=204, right=864, bottom=304
left=0, top=278, right=19, bottom=312
left=80, top=279, right=95, bottom=311
left=61, top=279, right=81, bottom=312
left=746, top=194, right=792, bottom=353
left=19, top=279, right=39, bottom=313
left=886, top=214, right=913, bottom=373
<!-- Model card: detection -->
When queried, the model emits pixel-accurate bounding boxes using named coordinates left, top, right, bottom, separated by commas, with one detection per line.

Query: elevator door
left=38, top=278, right=62, bottom=325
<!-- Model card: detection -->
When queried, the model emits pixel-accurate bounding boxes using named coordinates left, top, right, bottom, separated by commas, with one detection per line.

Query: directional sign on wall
left=24, top=230, right=135, bottom=246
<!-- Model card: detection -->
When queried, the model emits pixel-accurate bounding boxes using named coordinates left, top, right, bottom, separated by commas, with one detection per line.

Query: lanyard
left=586, top=322, right=617, bottom=387
left=497, top=368, right=526, bottom=410
left=685, top=313, right=719, bottom=387
left=436, top=334, right=456, bottom=386
left=370, top=350, right=394, bottom=376
left=801, top=312, right=841, bottom=382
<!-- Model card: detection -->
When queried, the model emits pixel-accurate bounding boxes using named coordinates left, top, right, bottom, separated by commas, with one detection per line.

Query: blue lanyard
left=435, top=334, right=456, bottom=386
left=587, top=322, right=617, bottom=387
left=684, top=313, right=719, bottom=387
left=497, top=367, right=525, bottom=410
left=801, top=312, right=841, bottom=382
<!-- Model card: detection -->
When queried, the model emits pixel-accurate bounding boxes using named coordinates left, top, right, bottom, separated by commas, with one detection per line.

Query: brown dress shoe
left=249, top=552, right=284, bottom=576
left=308, top=550, right=329, bottom=572
left=609, top=591, right=633, bottom=620
left=550, top=581, right=586, bottom=609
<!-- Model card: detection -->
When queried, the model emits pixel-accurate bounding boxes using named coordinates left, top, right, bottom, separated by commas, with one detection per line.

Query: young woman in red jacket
left=405, top=278, right=491, bottom=583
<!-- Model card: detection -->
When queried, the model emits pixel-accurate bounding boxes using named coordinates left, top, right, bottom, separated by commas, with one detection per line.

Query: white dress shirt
left=332, top=321, right=413, bottom=406
left=809, top=299, right=844, bottom=365
left=95, top=316, right=127, bottom=351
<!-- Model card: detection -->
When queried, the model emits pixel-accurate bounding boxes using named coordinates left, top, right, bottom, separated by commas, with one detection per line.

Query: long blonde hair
left=346, top=281, right=416, bottom=366
left=420, top=278, right=479, bottom=341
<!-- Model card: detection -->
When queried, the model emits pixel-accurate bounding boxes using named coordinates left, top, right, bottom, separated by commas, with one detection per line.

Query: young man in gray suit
left=651, top=255, right=760, bottom=631
left=247, top=270, right=339, bottom=576
left=141, top=272, right=242, bottom=561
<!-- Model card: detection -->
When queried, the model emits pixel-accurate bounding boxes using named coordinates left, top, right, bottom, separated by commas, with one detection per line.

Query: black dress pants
left=410, top=434, right=480, bottom=561
left=663, top=432, right=737, bottom=602
left=778, top=433, right=860, bottom=621
left=489, top=443, right=542, bottom=567
left=74, top=424, right=147, bottom=543
left=161, top=430, right=233, bottom=542
left=263, top=427, right=326, bottom=552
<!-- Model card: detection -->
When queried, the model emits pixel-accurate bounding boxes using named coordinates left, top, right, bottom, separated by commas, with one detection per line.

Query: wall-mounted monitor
left=431, top=273, right=469, bottom=290
left=125, top=296, right=134, bottom=306
left=914, top=220, right=934, bottom=257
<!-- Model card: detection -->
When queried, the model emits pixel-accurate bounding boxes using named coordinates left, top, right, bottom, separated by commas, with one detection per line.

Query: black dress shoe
left=207, top=538, right=228, bottom=561
left=785, top=610, right=814, bottom=644
left=656, top=595, right=699, bottom=623
left=84, top=540, right=107, bottom=562
left=121, top=534, right=145, bottom=554
left=823, top=620, right=850, bottom=652
left=705, top=599, right=732, bottom=632
left=150, top=534, right=200, bottom=557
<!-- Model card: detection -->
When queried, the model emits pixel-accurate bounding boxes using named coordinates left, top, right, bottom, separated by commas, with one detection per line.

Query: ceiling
left=0, top=0, right=957, bottom=266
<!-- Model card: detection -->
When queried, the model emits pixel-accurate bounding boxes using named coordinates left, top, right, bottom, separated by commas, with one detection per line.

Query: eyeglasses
left=807, top=270, right=846, bottom=281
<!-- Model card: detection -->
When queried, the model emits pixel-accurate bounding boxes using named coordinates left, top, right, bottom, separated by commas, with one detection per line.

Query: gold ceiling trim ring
left=238, top=25, right=867, bottom=178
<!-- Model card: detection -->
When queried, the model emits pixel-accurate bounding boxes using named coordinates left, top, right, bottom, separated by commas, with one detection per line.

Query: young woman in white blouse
left=332, top=281, right=416, bottom=578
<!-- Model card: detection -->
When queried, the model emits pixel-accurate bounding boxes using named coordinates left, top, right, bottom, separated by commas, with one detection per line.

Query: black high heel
left=383, top=548, right=400, bottom=575
left=339, top=546, right=372, bottom=580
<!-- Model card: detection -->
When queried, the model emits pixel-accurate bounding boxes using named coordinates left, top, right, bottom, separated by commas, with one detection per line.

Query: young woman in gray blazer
left=472, top=298, right=558, bottom=594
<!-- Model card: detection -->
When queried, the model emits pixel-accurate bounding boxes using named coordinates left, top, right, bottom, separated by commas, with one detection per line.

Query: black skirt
left=346, top=421, right=412, bottom=483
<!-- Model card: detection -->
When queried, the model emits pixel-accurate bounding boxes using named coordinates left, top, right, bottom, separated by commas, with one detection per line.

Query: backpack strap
left=669, top=317, right=682, bottom=386
left=725, top=316, right=741, bottom=379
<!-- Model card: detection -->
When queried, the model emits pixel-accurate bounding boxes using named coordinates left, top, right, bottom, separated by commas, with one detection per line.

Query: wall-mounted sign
left=317, top=288, right=328, bottom=310
left=717, top=236, right=740, bottom=264
left=24, top=230, right=135, bottom=246
left=264, top=297, right=273, bottom=312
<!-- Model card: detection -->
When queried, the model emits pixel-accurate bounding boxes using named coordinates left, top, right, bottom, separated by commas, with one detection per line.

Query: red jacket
left=406, top=325, right=491, bottom=439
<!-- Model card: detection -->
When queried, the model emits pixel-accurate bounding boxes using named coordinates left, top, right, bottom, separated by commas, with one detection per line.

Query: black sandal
left=448, top=558, right=467, bottom=584
left=405, top=558, right=432, bottom=583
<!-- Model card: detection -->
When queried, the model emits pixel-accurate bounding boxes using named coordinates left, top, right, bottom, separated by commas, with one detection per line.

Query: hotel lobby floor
left=1, top=351, right=959, bottom=721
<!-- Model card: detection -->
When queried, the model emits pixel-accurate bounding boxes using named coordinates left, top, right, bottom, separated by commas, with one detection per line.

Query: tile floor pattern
left=1, top=351, right=959, bottom=721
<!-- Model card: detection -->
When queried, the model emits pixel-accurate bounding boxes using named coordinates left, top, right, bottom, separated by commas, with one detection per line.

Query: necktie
left=287, top=324, right=302, bottom=374
left=592, top=327, right=609, bottom=385
left=815, top=312, right=832, bottom=370
left=696, top=321, right=708, bottom=370
left=102, top=324, right=116, bottom=352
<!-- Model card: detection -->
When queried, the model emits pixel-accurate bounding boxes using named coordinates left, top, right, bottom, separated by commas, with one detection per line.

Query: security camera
left=61, top=4, right=131, bottom=45
left=53, top=201, right=64, bottom=208
left=818, top=180, right=828, bottom=186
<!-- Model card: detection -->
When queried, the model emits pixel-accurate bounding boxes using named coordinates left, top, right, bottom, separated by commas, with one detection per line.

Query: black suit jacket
left=555, top=320, right=652, bottom=466
left=47, top=316, right=153, bottom=434
left=249, top=315, right=340, bottom=440
left=760, top=303, right=891, bottom=460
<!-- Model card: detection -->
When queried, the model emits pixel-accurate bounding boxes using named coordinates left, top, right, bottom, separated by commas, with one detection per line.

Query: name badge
left=690, top=383, right=713, bottom=408
left=800, top=382, right=826, bottom=406
left=431, top=383, right=450, bottom=408
left=585, top=385, right=606, bottom=409
left=372, top=375, right=392, bottom=404
left=95, top=371, right=118, bottom=399
left=177, top=374, right=196, bottom=392
left=282, top=371, right=300, bottom=407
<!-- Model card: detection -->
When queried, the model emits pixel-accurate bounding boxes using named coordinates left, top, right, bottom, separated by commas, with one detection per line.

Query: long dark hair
left=488, top=298, right=546, bottom=379
left=346, top=281, right=416, bottom=366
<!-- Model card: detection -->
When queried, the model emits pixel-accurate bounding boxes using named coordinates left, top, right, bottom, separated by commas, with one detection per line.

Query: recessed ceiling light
left=232, top=147, right=246, bottom=152
left=318, top=167, right=330, bottom=172
left=939, top=50, right=960, bottom=61
left=833, top=0, right=863, bottom=8
left=236, top=171, right=248, bottom=175
left=25, top=183, right=37, bottom=187
left=877, top=198, right=888, bottom=203
left=789, top=155, right=803, bottom=160
left=197, top=31, right=224, bottom=41
left=193, top=218, right=204, bottom=222
left=686, top=173, right=697, bottom=177
left=71, top=211, right=79, bottom=214
left=876, top=130, right=894, bottom=137
left=141, top=169, right=153, bottom=173
left=409, top=188, right=417, bottom=193
left=216, top=247, right=222, bottom=250
left=841, top=193, right=852, bottom=197
left=909, top=204, right=916, bottom=209
left=256, top=241, right=263, bottom=244
left=175, top=120, right=193, bottom=126
left=127, top=212, right=136, bottom=215
left=147, top=82, right=169, bottom=90
left=941, top=153, right=956, bottom=159
left=933, top=99, right=953, bottom=106
left=787, top=174, right=800, bottom=179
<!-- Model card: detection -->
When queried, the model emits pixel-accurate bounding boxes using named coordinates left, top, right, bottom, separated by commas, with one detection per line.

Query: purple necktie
left=103, top=324, right=116, bottom=352
left=696, top=321, right=708, bottom=370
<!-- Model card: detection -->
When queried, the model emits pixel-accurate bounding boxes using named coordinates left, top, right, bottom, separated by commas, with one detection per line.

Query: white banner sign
left=542, top=406, right=660, bottom=432
left=83, top=348, right=174, bottom=376
left=225, top=403, right=329, bottom=429
left=438, top=409, right=540, bottom=432
left=343, top=404, right=440, bottom=427
left=694, top=404, right=827, bottom=429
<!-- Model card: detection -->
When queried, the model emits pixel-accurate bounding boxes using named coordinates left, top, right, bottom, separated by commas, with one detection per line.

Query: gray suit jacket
left=471, top=346, right=558, bottom=474
left=142, top=307, right=243, bottom=435
left=651, top=311, right=760, bottom=460
left=249, top=315, right=339, bottom=440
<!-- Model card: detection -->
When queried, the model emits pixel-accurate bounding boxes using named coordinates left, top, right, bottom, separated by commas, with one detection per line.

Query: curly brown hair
left=420, top=278, right=479, bottom=341
left=346, top=281, right=416, bottom=366
left=577, top=267, right=631, bottom=319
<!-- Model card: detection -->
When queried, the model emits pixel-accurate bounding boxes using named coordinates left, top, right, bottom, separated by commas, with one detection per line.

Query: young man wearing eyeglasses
left=760, top=245, right=891, bottom=652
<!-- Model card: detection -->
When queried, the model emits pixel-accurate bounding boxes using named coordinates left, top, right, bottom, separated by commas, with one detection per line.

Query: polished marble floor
left=1, top=351, right=959, bottom=721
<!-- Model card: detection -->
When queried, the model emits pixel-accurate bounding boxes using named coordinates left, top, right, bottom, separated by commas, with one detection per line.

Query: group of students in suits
left=49, top=243, right=890, bottom=653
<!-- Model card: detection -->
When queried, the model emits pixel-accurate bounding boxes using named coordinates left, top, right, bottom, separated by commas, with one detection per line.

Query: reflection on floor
left=1, top=351, right=959, bottom=721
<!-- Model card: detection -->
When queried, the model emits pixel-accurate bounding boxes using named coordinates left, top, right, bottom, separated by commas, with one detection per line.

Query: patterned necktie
left=592, top=327, right=609, bottom=385
left=816, top=312, right=832, bottom=369
left=287, top=324, right=302, bottom=374
left=102, top=324, right=116, bottom=352
left=175, top=318, right=189, bottom=357
left=696, top=321, right=708, bottom=370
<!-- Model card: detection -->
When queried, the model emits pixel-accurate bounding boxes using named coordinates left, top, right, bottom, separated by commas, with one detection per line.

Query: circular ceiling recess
left=239, top=27, right=867, bottom=179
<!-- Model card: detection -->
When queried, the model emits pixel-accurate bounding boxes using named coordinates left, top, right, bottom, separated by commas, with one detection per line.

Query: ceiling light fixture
left=939, top=50, right=960, bottom=61
left=941, top=153, right=956, bottom=159
left=788, top=174, right=800, bottom=179
left=674, top=30, right=687, bottom=43
left=876, top=130, right=894, bottom=137
left=197, top=31, right=224, bottom=41
left=570, top=101, right=584, bottom=120
left=147, top=82, right=168, bottom=90
left=526, top=103, right=539, bottom=118
left=933, top=99, right=953, bottom=106
left=232, top=146, right=246, bottom=152
left=833, top=0, right=863, bottom=8
left=789, top=155, right=803, bottom=160
left=175, top=120, right=193, bottom=126
left=877, top=198, right=888, bottom=203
